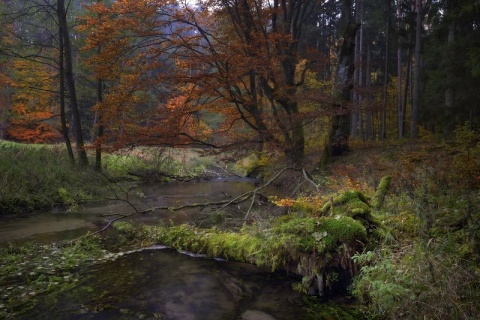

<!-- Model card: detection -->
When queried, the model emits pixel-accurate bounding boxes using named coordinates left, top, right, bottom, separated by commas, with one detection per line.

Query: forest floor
left=111, top=137, right=480, bottom=319
left=0, top=137, right=479, bottom=319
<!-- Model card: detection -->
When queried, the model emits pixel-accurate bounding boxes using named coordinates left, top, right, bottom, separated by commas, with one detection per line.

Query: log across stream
left=0, top=179, right=323, bottom=319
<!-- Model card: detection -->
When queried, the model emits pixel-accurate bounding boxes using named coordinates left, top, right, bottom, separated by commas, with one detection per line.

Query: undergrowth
left=0, top=141, right=106, bottom=214
left=325, top=124, right=480, bottom=319
left=0, top=141, right=199, bottom=214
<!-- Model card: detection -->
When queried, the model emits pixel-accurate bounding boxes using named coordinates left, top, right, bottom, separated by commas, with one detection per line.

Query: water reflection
left=26, top=248, right=308, bottom=320
left=0, top=179, right=257, bottom=243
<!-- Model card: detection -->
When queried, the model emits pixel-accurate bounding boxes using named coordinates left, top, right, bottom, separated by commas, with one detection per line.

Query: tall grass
left=0, top=142, right=210, bottom=214
left=0, top=141, right=108, bottom=214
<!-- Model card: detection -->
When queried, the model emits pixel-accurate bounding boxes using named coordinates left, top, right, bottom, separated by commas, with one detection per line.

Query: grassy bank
left=1, top=131, right=479, bottom=319
left=0, top=141, right=213, bottom=215
left=0, top=141, right=103, bottom=214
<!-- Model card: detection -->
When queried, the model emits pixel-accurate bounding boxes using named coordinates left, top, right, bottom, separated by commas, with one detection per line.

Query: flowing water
left=0, top=178, right=257, bottom=243
left=1, top=179, right=315, bottom=320
left=22, top=247, right=309, bottom=320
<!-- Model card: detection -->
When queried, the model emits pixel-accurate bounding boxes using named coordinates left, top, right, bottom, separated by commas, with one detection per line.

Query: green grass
left=0, top=141, right=220, bottom=214
left=0, top=141, right=142, bottom=214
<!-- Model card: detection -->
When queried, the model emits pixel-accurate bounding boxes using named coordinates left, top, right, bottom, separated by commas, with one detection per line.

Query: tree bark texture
left=325, top=0, right=359, bottom=159
left=58, top=0, right=88, bottom=166
left=411, top=0, right=422, bottom=138
left=58, top=18, right=75, bottom=165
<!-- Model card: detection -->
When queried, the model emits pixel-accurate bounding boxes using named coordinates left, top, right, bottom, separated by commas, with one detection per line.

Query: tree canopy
left=0, top=0, right=479, bottom=168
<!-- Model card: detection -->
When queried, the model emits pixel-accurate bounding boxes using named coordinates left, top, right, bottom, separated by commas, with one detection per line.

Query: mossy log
left=320, top=190, right=380, bottom=238
left=372, top=176, right=392, bottom=209
left=321, top=191, right=370, bottom=217
left=114, top=211, right=371, bottom=297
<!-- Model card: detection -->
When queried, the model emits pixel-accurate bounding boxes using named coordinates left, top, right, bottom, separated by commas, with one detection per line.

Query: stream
left=0, top=179, right=315, bottom=320
left=0, top=178, right=258, bottom=243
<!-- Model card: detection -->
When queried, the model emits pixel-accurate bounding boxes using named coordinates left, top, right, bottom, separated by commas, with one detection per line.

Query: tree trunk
left=324, top=0, right=359, bottom=163
left=58, top=18, right=75, bottom=165
left=365, top=46, right=373, bottom=140
left=58, top=0, right=88, bottom=166
left=444, top=23, right=455, bottom=136
left=351, top=0, right=361, bottom=138
left=397, top=0, right=404, bottom=138
left=411, top=0, right=422, bottom=138
left=286, top=102, right=305, bottom=166
left=381, top=0, right=391, bottom=140
left=94, top=78, right=104, bottom=172
left=358, top=0, right=364, bottom=140
left=401, top=49, right=412, bottom=137
left=0, top=64, right=10, bottom=140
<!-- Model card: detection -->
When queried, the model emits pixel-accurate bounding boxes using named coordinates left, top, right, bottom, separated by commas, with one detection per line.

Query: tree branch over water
left=96, top=167, right=295, bottom=233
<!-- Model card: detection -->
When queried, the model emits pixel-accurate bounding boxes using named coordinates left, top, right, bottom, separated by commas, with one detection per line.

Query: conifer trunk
left=324, top=0, right=359, bottom=161
left=397, top=0, right=404, bottom=138
left=381, top=0, right=391, bottom=140
left=411, top=0, right=422, bottom=138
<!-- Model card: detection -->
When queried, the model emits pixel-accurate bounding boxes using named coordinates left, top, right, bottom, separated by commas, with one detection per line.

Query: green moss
left=321, top=190, right=371, bottom=217
left=114, top=212, right=371, bottom=296
left=372, top=176, right=392, bottom=209
left=319, top=216, right=368, bottom=251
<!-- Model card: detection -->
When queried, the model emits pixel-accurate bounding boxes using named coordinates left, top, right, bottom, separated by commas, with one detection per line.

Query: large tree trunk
left=381, top=0, right=391, bottom=140
left=358, top=1, right=365, bottom=140
left=365, top=46, right=374, bottom=140
left=58, top=0, right=88, bottom=167
left=397, top=0, right=404, bottom=138
left=324, top=0, right=359, bottom=162
left=351, top=0, right=361, bottom=138
left=401, top=47, right=412, bottom=137
left=283, top=101, right=305, bottom=167
left=93, top=8, right=104, bottom=172
left=58, top=18, right=75, bottom=165
left=444, top=23, right=455, bottom=136
left=411, top=0, right=422, bottom=138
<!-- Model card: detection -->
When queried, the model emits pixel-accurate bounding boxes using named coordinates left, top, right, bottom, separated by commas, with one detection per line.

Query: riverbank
left=0, top=141, right=221, bottom=215
left=1, top=136, right=479, bottom=319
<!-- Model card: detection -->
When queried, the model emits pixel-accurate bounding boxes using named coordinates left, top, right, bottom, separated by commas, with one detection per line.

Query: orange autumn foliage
left=79, top=0, right=187, bottom=149
left=6, top=60, right=61, bottom=143
left=80, top=0, right=324, bottom=163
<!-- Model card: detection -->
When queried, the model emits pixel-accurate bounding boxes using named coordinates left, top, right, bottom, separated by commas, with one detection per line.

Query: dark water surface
left=2, top=179, right=315, bottom=320
left=0, top=178, right=257, bottom=243
left=23, top=247, right=309, bottom=320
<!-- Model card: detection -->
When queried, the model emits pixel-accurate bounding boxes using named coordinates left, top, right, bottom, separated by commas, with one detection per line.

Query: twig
left=90, top=167, right=293, bottom=235
left=245, top=190, right=256, bottom=220
left=91, top=214, right=133, bottom=236
left=302, top=168, right=319, bottom=191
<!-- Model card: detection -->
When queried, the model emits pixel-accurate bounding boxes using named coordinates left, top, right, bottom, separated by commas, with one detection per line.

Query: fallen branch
left=302, top=168, right=319, bottom=192
left=128, top=170, right=204, bottom=182
left=91, top=167, right=294, bottom=237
